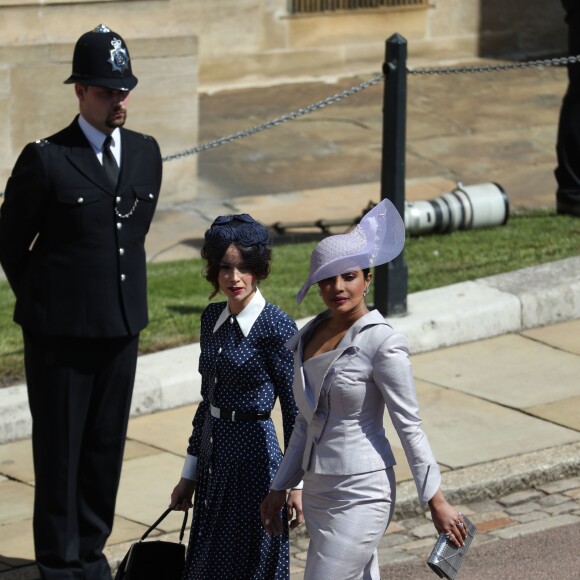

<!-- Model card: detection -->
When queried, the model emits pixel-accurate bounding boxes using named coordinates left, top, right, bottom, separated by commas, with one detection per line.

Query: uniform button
left=120, top=274, right=126, bottom=282
left=77, top=197, right=84, bottom=204
left=119, top=248, right=125, bottom=256
left=116, top=196, right=121, bottom=203
left=116, top=222, right=122, bottom=230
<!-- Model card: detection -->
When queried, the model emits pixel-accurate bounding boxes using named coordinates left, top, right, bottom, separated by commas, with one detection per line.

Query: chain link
left=115, top=198, right=139, bottom=219
left=408, top=54, right=579, bottom=76
left=162, top=75, right=384, bottom=162
left=162, top=54, right=578, bottom=163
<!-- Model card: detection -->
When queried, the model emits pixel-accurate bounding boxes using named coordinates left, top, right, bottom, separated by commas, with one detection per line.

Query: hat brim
left=64, top=74, right=138, bottom=91
left=296, top=199, right=405, bottom=303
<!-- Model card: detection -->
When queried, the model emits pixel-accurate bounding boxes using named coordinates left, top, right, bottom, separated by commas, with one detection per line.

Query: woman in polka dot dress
left=170, top=214, right=303, bottom=579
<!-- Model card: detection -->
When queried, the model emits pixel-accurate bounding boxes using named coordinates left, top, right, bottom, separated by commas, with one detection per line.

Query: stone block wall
left=0, top=0, right=566, bottom=204
left=0, top=5, right=199, bottom=206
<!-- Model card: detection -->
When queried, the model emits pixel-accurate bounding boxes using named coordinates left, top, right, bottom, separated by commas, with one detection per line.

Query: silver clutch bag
left=427, top=514, right=477, bottom=579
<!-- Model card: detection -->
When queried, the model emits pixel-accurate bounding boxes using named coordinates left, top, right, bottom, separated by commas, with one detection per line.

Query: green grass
left=1, top=209, right=578, bottom=387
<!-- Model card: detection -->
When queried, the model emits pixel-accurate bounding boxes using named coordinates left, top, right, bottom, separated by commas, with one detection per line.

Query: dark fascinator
left=204, top=214, right=270, bottom=255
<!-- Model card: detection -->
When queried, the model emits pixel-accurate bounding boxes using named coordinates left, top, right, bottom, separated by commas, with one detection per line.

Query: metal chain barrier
left=162, top=54, right=579, bottom=163
left=408, top=54, right=579, bottom=76
left=162, top=75, right=384, bottom=162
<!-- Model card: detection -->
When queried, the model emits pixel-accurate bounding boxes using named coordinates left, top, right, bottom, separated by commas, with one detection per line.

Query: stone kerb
left=0, top=35, right=199, bottom=206
left=480, top=256, right=580, bottom=329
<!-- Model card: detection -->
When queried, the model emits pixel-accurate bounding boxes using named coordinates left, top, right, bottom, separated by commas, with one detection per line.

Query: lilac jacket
left=271, top=309, right=441, bottom=506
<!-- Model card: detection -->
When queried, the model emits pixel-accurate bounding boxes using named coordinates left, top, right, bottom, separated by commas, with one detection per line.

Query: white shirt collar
left=213, top=288, right=266, bottom=337
left=78, top=115, right=121, bottom=163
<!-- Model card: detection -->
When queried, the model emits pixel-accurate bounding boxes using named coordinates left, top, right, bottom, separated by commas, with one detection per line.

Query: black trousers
left=23, top=331, right=140, bottom=580
left=555, top=2, right=580, bottom=208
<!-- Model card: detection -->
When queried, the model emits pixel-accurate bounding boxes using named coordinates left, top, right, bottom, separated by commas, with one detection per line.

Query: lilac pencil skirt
left=302, top=467, right=396, bottom=580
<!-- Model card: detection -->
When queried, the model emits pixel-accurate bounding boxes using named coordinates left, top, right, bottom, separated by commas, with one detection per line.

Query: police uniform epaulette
left=34, top=139, right=50, bottom=148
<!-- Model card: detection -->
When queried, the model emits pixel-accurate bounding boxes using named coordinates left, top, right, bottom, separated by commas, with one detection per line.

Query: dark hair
left=201, top=213, right=272, bottom=299
left=202, top=241, right=272, bottom=299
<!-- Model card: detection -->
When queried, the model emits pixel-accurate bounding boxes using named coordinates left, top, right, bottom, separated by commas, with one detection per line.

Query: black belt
left=210, top=403, right=270, bottom=422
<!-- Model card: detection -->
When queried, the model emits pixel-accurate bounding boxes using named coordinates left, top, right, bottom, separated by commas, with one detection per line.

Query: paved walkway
left=1, top=62, right=580, bottom=578
left=1, top=282, right=579, bottom=577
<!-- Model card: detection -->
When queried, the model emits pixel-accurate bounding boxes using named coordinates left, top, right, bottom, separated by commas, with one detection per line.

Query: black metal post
left=374, top=33, right=408, bottom=316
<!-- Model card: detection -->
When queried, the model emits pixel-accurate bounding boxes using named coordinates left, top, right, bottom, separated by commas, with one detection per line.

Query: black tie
left=102, top=135, right=120, bottom=189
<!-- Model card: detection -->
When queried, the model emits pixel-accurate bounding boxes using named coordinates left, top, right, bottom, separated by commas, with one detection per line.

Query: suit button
left=119, top=248, right=125, bottom=256
left=116, top=222, right=122, bottom=230
left=77, top=197, right=84, bottom=204
left=120, top=274, right=126, bottom=282
left=149, top=193, right=154, bottom=199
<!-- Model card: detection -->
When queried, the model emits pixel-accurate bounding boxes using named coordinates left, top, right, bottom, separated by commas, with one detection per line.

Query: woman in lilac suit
left=261, top=199, right=467, bottom=579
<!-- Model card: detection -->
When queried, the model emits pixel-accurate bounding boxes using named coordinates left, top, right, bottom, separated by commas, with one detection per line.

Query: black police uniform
left=0, top=25, right=162, bottom=579
left=555, top=0, right=580, bottom=216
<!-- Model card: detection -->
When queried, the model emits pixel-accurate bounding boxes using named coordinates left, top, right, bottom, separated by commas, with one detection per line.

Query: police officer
left=555, top=0, right=580, bottom=217
left=0, top=25, right=162, bottom=578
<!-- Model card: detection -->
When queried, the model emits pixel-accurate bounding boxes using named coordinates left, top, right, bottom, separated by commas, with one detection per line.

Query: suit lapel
left=290, top=310, right=389, bottom=423
left=63, top=120, right=116, bottom=196
left=116, top=128, right=140, bottom=195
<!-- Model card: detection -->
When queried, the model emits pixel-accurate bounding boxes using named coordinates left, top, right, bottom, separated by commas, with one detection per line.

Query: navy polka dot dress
left=183, top=299, right=298, bottom=580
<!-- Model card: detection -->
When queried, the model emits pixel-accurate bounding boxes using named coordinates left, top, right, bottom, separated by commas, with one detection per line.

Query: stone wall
left=0, top=5, right=199, bottom=205
left=0, top=0, right=566, bottom=204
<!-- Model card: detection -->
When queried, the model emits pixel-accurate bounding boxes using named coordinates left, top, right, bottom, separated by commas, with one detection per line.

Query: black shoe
left=556, top=199, right=580, bottom=217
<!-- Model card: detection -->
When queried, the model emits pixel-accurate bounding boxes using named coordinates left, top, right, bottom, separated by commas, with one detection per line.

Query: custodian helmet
left=64, top=24, right=138, bottom=91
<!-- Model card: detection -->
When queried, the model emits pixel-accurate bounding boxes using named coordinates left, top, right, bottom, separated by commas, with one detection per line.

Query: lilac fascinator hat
left=296, top=199, right=405, bottom=304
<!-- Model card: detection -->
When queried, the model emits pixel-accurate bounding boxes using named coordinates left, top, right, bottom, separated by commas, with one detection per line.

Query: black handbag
left=114, top=507, right=189, bottom=580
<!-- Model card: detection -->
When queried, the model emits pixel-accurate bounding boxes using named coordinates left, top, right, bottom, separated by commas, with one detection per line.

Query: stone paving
left=1, top=317, right=579, bottom=578
left=287, top=476, right=580, bottom=579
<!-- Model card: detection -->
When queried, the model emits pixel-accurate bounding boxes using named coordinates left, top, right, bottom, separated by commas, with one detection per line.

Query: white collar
left=213, top=288, right=266, bottom=337
left=78, top=115, right=121, bottom=160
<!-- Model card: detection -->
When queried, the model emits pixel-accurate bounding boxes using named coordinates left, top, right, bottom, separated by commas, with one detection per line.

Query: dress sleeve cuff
left=415, top=463, right=442, bottom=506
left=181, top=454, right=198, bottom=480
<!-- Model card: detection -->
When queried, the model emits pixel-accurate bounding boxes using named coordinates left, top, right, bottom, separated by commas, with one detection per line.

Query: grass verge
left=1, top=209, right=578, bottom=388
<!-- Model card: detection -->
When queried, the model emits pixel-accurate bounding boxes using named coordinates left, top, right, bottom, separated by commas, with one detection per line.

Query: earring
left=363, top=285, right=370, bottom=297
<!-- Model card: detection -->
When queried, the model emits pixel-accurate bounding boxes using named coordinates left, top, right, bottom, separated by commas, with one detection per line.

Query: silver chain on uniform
left=159, top=53, right=578, bottom=163
left=115, top=198, right=139, bottom=219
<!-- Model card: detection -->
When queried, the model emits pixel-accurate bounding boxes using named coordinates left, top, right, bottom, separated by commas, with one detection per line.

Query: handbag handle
left=140, top=507, right=189, bottom=543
